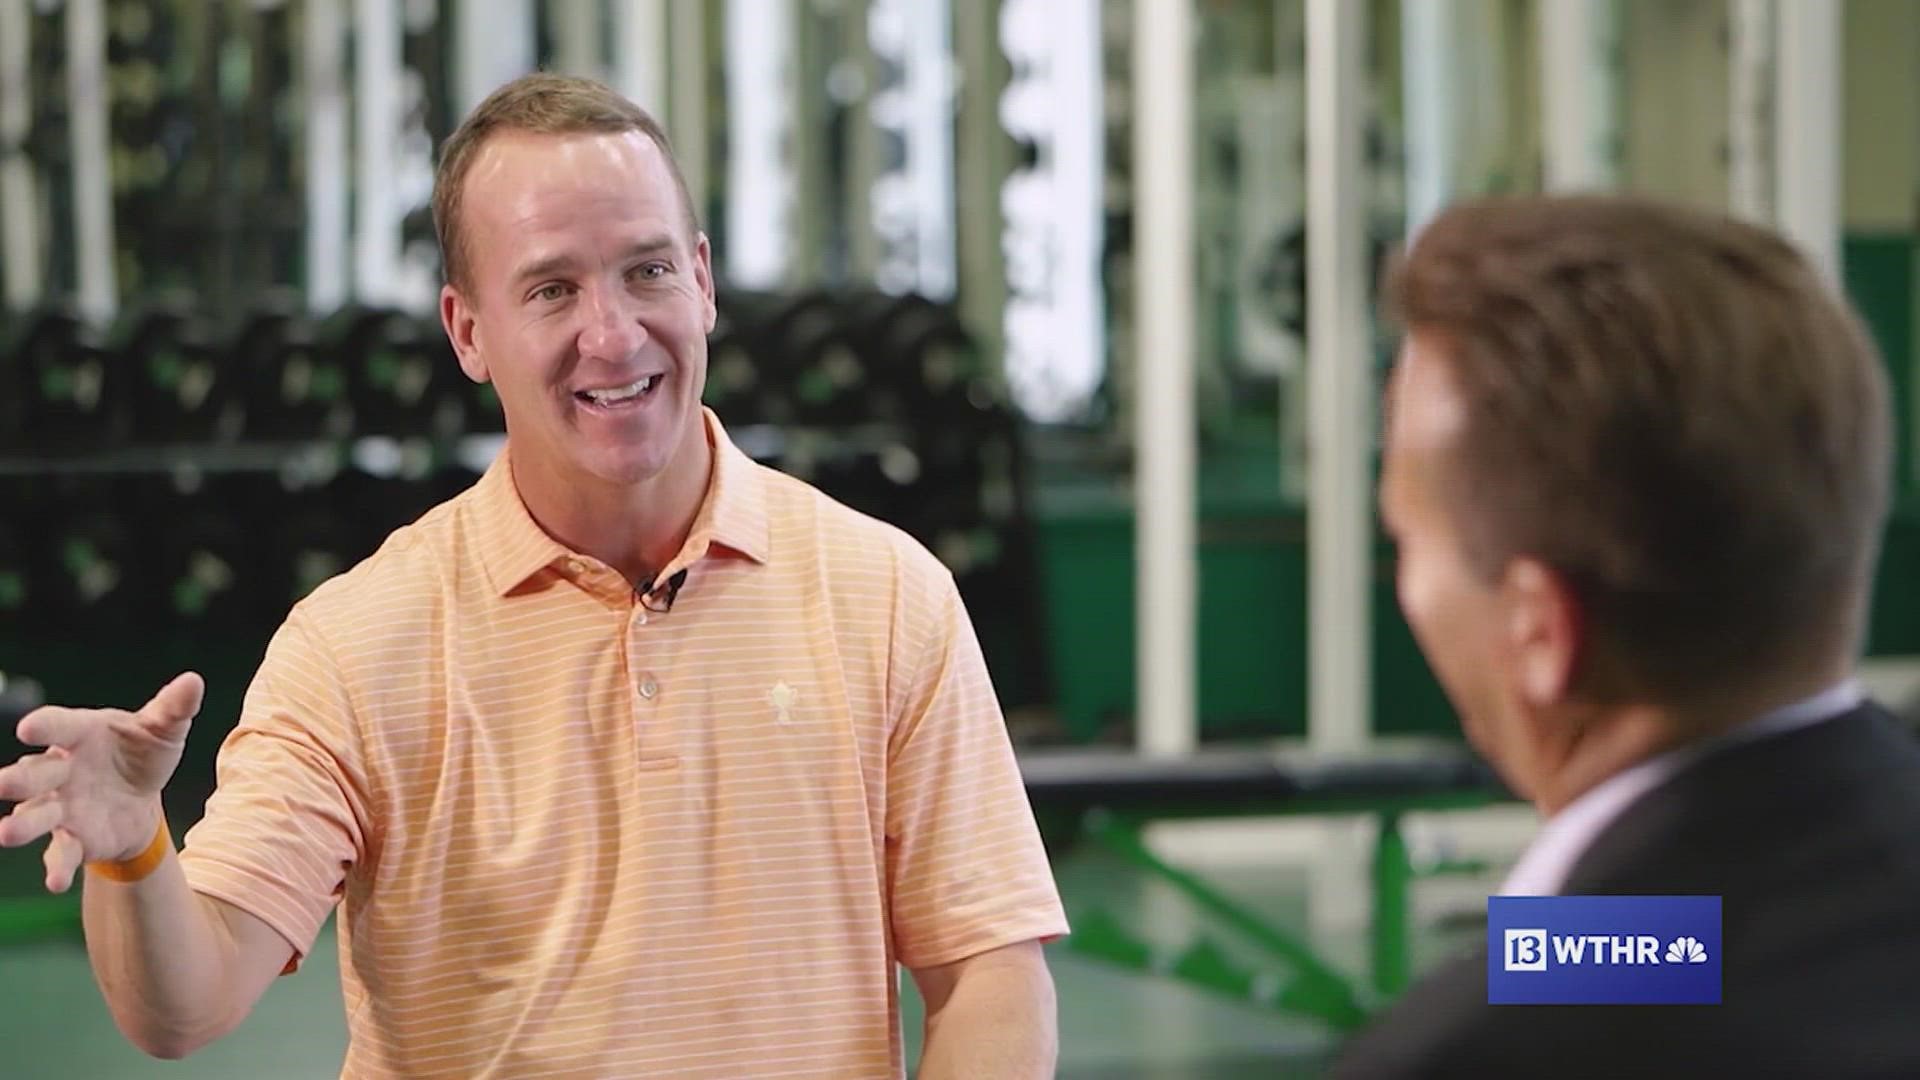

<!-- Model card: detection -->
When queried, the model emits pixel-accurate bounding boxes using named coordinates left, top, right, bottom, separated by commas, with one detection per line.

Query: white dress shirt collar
left=1496, top=680, right=1863, bottom=897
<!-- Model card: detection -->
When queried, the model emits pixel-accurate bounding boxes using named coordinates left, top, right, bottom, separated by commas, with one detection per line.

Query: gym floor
left=0, top=811, right=1516, bottom=1079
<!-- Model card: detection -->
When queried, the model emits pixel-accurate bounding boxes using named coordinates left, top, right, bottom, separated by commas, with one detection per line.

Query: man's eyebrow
left=510, top=237, right=679, bottom=287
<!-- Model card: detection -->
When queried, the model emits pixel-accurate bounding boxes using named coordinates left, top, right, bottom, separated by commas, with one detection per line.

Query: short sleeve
left=177, top=607, right=374, bottom=973
left=884, top=570, right=1070, bottom=970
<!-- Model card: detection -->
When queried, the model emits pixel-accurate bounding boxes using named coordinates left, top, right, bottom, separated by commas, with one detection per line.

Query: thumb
left=139, top=671, right=206, bottom=730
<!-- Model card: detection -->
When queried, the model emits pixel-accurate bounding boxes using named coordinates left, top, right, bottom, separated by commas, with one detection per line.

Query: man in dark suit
left=1332, top=194, right=1920, bottom=1079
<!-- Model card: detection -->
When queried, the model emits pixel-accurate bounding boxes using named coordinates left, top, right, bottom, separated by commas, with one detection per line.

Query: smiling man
left=0, top=74, right=1066, bottom=1079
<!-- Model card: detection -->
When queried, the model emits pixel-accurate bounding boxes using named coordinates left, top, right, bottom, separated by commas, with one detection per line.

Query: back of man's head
left=1386, top=194, right=1893, bottom=706
left=430, top=72, right=696, bottom=294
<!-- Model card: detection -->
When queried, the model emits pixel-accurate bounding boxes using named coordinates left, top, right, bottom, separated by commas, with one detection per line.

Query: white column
left=454, top=0, right=535, bottom=115
left=0, top=0, right=40, bottom=309
left=65, top=0, right=116, bottom=323
left=1400, top=0, right=1456, bottom=237
left=1727, top=0, right=1774, bottom=222
left=1538, top=0, right=1620, bottom=192
left=724, top=0, right=798, bottom=287
left=669, top=0, right=709, bottom=224
left=998, top=0, right=1105, bottom=424
left=614, top=0, right=669, bottom=116
left=550, top=0, right=606, bottom=81
left=354, top=0, right=404, bottom=304
left=1773, top=0, right=1841, bottom=282
left=1133, top=0, right=1196, bottom=758
left=868, top=0, right=958, bottom=299
left=305, top=0, right=349, bottom=312
left=1305, top=0, right=1370, bottom=754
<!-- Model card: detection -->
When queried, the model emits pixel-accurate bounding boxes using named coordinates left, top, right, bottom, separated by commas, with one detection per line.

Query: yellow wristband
left=87, top=816, right=172, bottom=884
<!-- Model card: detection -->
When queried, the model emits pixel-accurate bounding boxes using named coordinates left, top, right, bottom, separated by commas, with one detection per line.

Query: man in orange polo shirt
left=0, top=74, right=1068, bottom=1078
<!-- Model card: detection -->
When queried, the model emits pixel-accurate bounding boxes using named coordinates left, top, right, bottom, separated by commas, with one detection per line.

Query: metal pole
left=724, top=0, right=797, bottom=287
left=614, top=0, right=669, bottom=116
left=1133, top=0, right=1196, bottom=757
left=355, top=0, right=403, bottom=304
left=1538, top=0, right=1620, bottom=192
left=1400, top=0, right=1456, bottom=237
left=866, top=0, right=956, bottom=298
left=551, top=0, right=606, bottom=81
left=1727, top=0, right=1774, bottom=222
left=669, top=0, right=709, bottom=225
left=1306, top=0, right=1369, bottom=754
left=454, top=0, right=535, bottom=115
left=1773, top=0, right=1841, bottom=282
left=65, top=0, right=116, bottom=324
left=305, top=0, right=349, bottom=312
left=951, top=0, right=1006, bottom=373
left=0, top=0, right=40, bottom=310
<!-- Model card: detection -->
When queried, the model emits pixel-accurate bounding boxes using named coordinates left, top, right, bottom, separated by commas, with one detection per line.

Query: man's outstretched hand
left=0, top=672, right=205, bottom=892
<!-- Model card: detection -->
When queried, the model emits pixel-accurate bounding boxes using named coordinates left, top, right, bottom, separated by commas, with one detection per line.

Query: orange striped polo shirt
left=177, top=408, right=1069, bottom=1078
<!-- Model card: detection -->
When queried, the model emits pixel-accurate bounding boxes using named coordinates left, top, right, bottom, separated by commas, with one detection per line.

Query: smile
left=575, top=374, right=662, bottom=407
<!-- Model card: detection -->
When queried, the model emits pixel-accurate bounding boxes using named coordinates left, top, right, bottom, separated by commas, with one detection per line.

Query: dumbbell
left=30, top=476, right=141, bottom=637
left=7, top=304, right=129, bottom=451
left=117, top=293, right=243, bottom=444
left=321, top=305, right=470, bottom=440
left=265, top=477, right=372, bottom=618
left=0, top=477, right=36, bottom=622
left=232, top=297, right=354, bottom=442
left=143, top=474, right=273, bottom=635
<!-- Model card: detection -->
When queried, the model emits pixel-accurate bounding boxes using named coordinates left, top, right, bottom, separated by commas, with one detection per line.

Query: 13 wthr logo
left=1487, top=897, right=1721, bottom=1004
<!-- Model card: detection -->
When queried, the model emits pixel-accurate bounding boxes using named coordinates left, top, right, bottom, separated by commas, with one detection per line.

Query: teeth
left=583, top=375, right=657, bottom=405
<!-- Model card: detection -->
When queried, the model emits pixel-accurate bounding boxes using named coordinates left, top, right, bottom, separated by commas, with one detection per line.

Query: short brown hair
left=431, top=72, right=697, bottom=292
left=1386, top=194, right=1892, bottom=700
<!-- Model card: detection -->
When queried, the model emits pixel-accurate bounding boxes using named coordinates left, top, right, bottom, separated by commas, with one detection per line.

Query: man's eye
left=633, top=262, right=669, bottom=280
left=533, top=284, right=568, bottom=302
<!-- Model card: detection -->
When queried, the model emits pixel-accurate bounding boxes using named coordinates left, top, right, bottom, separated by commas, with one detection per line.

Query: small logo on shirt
left=768, top=681, right=799, bottom=724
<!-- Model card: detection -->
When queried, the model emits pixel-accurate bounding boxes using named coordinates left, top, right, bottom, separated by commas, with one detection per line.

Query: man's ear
left=441, top=284, right=488, bottom=383
left=694, top=231, right=717, bottom=335
left=1502, top=557, right=1584, bottom=708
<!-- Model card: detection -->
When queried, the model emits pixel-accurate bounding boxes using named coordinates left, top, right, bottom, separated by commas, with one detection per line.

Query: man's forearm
left=80, top=809, right=249, bottom=1058
left=917, top=958, right=1058, bottom=1080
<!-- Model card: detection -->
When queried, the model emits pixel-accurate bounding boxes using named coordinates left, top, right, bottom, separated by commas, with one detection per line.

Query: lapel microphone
left=637, top=568, right=689, bottom=612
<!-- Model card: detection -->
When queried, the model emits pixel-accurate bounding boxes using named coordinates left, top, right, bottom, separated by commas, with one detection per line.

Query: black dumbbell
left=144, top=474, right=272, bottom=636
left=117, top=292, right=244, bottom=444
left=31, top=476, right=141, bottom=636
left=8, top=304, right=129, bottom=451
left=322, top=305, right=470, bottom=440
left=265, top=477, right=371, bottom=618
left=0, top=476, right=37, bottom=623
left=232, top=296, right=354, bottom=442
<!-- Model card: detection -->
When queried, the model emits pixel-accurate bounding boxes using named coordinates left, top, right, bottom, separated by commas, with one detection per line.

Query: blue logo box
left=1486, top=895, right=1721, bottom=1005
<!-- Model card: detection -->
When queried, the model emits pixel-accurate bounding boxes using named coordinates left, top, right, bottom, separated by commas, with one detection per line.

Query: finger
left=0, top=750, right=73, bottom=803
left=0, top=794, right=63, bottom=849
left=15, top=706, right=98, bottom=750
left=44, top=828, right=83, bottom=894
left=137, top=672, right=205, bottom=732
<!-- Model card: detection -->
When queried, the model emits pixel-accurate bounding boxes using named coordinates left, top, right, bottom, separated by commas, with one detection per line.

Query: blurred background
left=0, top=0, right=1915, bottom=1076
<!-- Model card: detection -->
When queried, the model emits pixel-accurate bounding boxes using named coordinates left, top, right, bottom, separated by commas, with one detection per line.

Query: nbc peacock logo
left=1664, top=936, right=1708, bottom=964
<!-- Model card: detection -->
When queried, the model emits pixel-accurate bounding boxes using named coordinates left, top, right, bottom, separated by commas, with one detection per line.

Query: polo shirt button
left=638, top=677, right=659, bottom=700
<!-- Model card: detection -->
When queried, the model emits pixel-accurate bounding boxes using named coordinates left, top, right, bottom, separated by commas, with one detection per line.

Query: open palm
left=0, top=673, right=203, bottom=891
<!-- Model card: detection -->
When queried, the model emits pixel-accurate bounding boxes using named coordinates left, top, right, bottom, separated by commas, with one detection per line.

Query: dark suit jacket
left=1331, top=702, right=1920, bottom=1080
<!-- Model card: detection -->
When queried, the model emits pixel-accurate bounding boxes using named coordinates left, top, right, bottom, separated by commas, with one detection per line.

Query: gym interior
left=2, top=1, right=1917, bottom=1077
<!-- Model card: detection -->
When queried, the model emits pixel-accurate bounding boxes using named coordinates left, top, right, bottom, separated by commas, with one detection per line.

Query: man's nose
left=577, top=286, right=648, bottom=362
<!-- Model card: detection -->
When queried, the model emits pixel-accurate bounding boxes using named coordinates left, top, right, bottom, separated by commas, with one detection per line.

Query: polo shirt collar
left=473, top=406, right=770, bottom=597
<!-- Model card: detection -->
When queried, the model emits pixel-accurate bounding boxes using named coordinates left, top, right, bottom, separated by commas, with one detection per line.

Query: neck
left=510, top=421, right=715, bottom=588
left=1529, top=660, right=1852, bottom=816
